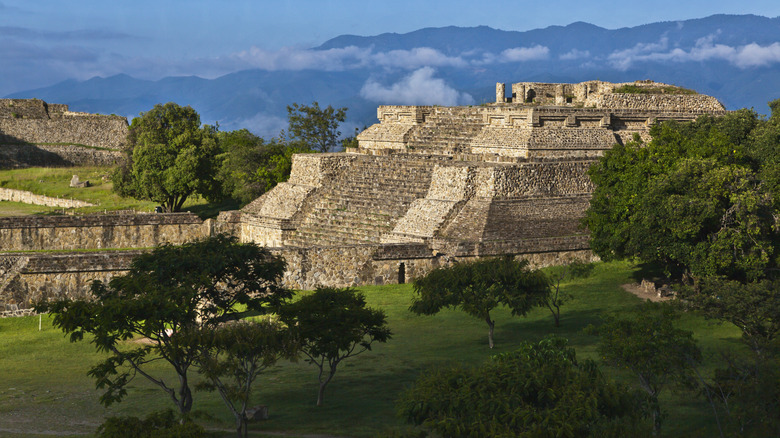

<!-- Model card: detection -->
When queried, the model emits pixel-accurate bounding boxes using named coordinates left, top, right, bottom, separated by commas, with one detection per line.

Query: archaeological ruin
left=0, top=81, right=727, bottom=315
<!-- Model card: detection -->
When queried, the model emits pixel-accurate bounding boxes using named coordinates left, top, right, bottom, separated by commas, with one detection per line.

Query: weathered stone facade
left=0, top=99, right=128, bottom=168
left=0, top=81, right=729, bottom=314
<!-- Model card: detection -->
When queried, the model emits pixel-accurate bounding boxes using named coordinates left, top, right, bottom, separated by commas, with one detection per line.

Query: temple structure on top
left=225, top=80, right=726, bottom=287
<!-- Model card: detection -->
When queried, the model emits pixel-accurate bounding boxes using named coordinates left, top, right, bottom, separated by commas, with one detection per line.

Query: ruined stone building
left=0, top=81, right=726, bottom=314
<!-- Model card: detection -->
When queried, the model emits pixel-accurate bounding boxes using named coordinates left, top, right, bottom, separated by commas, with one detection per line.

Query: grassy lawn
left=0, top=167, right=238, bottom=218
left=0, top=261, right=743, bottom=437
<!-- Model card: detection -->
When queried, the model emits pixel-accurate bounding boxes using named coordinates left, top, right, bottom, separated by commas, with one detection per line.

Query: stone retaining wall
left=0, top=143, right=124, bottom=168
left=0, top=213, right=210, bottom=251
left=1, top=238, right=596, bottom=314
left=0, top=188, right=95, bottom=208
left=0, top=117, right=128, bottom=150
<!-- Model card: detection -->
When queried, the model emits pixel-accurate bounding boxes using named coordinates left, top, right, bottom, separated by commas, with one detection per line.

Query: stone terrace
left=286, top=154, right=437, bottom=246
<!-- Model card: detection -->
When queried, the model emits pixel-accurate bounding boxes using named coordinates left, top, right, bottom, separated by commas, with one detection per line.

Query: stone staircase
left=285, top=155, right=434, bottom=246
left=405, top=110, right=485, bottom=155
left=0, top=255, right=30, bottom=317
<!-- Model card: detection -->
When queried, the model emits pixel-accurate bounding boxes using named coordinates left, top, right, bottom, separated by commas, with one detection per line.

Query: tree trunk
left=486, top=316, right=495, bottom=349
left=237, top=417, right=247, bottom=438
left=650, top=396, right=661, bottom=436
left=317, top=381, right=326, bottom=406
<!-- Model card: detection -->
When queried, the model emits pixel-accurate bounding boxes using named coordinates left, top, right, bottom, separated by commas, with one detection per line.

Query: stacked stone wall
left=0, top=117, right=128, bottom=150
left=0, top=188, right=94, bottom=208
left=0, top=213, right=209, bottom=251
left=586, top=93, right=724, bottom=112
left=0, top=143, right=124, bottom=169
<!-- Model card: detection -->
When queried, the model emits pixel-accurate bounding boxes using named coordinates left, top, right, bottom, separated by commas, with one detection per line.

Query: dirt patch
left=621, top=282, right=672, bottom=302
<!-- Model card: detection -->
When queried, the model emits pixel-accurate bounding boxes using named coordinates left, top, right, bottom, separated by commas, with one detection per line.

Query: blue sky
left=1, top=0, right=780, bottom=96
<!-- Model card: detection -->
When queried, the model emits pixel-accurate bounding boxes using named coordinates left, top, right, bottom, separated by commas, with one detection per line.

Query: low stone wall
left=588, top=93, right=724, bottom=112
left=0, top=251, right=138, bottom=315
left=0, top=188, right=95, bottom=208
left=0, top=237, right=596, bottom=314
left=0, top=213, right=210, bottom=251
left=0, top=143, right=125, bottom=168
left=0, top=116, right=128, bottom=150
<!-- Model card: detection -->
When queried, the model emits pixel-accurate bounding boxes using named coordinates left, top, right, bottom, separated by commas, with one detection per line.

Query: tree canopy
left=113, top=102, right=221, bottom=212
left=397, top=337, right=648, bottom=438
left=285, top=101, right=347, bottom=153
left=35, top=235, right=290, bottom=415
left=585, top=104, right=780, bottom=281
left=410, top=257, right=550, bottom=348
left=215, top=129, right=311, bottom=205
left=277, top=287, right=391, bottom=406
left=588, top=302, right=701, bottom=436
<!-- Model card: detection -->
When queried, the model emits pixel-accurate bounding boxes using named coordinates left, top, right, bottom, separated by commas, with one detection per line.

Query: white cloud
left=370, top=47, right=468, bottom=69
left=607, top=34, right=780, bottom=70
left=500, top=45, right=550, bottom=62
left=477, top=45, right=550, bottom=64
left=559, top=49, right=590, bottom=60
left=360, top=67, right=473, bottom=106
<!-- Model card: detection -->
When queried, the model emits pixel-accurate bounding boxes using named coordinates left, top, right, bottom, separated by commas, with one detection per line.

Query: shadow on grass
left=184, top=198, right=241, bottom=219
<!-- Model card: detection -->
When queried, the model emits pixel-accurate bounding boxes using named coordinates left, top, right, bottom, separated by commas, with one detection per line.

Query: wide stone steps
left=285, top=154, right=436, bottom=247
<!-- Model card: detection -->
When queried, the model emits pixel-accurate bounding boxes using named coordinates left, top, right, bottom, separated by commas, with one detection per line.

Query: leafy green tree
left=215, top=129, right=311, bottom=205
left=585, top=108, right=780, bottom=281
left=678, top=278, right=780, bottom=436
left=681, top=278, right=780, bottom=356
left=286, top=101, right=347, bottom=152
left=543, top=261, right=595, bottom=327
left=197, top=319, right=298, bottom=438
left=277, top=287, right=391, bottom=406
left=588, top=302, right=702, bottom=436
left=410, top=257, right=550, bottom=348
left=113, top=103, right=221, bottom=212
left=35, top=235, right=290, bottom=415
left=397, top=337, right=649, bottom=438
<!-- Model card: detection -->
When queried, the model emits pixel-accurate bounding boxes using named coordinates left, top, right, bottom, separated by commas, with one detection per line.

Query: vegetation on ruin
left=0, top=261, right=748, bottom=437
left=612, top=84, right=698, bottom=95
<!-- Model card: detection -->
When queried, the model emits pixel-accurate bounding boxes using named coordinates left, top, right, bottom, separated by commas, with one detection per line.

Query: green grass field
left=0, top=261, right=744, bottom=437
left=0, top=167, right=238, bottom=218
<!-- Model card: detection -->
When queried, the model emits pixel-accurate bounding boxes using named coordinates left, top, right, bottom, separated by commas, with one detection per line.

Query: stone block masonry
left=0, top=80, right=732, bottom=316
left=0, top=99, right=129, bottom=167
left=0, top=212, right=211, bottom=251
left=0, top=187, right=95, bottom=208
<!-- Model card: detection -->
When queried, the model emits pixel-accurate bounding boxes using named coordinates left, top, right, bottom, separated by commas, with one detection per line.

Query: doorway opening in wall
left=398, top=262, right=405, bottom=284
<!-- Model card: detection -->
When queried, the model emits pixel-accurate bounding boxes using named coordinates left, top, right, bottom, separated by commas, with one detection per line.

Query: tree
left=397, top=337, right=649, bottom=438
left=588, top=302, right=702, bottom=436
left=197, top=319, right=298, bottom=438
left=585, top=108, right=779, bottom=281
left=410, top=257, right=550, bottom=348
left=215, top=129, right=311, bottom=205
left=678, top=278, right=780, bottom=436
left=113, top=103, right=221, bottom=212
left=286, top=101, right=347, bottom=152
left=277, top=287, right=391, bottom=406
left=35, top=235, right=290, bottom=416
left=543, top=261, right=595, bottom=327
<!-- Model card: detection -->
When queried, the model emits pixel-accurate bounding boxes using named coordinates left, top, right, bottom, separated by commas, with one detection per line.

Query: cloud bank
left=608, top=35, right=780, bottom=70
left=360, top=67, right=474, bottom=106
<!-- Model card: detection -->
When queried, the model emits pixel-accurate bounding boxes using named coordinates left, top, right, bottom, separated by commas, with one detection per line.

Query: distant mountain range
left=6, top=14, right=780, bottom=138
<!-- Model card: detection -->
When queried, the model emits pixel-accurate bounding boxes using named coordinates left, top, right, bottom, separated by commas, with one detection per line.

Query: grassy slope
left=0, top=167, right=239, bottom=217
left=0, top=261, right=743, bottom=437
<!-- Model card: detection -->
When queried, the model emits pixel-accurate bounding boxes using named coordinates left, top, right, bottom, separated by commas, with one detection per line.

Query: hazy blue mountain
left=6, top=14, right=780, bottom=138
